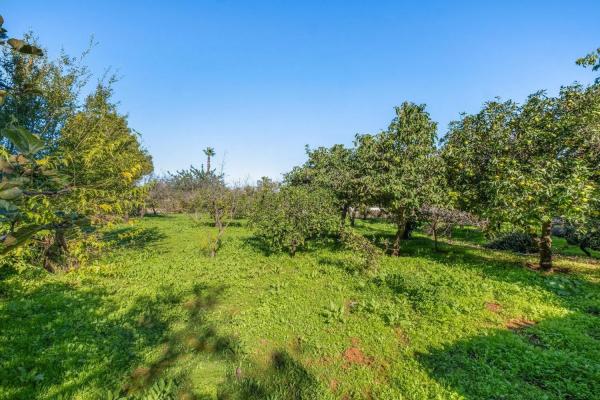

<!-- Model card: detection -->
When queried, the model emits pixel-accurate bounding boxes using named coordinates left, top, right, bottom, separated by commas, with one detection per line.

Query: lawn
left=1, top=215, right=599, bottom=399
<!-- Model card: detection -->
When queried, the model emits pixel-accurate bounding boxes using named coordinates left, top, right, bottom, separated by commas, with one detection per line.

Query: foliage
left=286, top=144, right=362, bottom=227
left=442, top=84, right=600, bottom=269
left=576, top=47, right=600, bottom=82
left=355, top=102, right=445, bottom=254
left=321, top=301, right=345, bottom=324
left=0, top=16, right=76, bottom=264
left=485, top=232, right=539, bottom=254
left=340, top=228, right=381, bottom=272
left=57, top=83, right=153, bottom=218
left=563, top=218, right=600, bottom=257
left=0, top=16, right=152, bottom=270
left=250, top=186, right=338, bottom=255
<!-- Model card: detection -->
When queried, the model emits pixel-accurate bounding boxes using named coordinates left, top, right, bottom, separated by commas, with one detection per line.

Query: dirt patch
left=485, top=302, right=502, bottom=313
left=343, top=347, right=373, bottom=366
left=394, top=327, right=410, bottom=346
left=506, top=317, right=536, bottom=330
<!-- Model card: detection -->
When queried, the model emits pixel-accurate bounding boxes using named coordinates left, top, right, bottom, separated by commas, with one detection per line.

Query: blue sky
left=3, top=1, right=600, bottom=182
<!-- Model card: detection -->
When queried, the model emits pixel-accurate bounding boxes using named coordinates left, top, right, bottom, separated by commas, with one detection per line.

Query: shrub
left=340, top=229, right=381, bottom=273
left=485, top=232, right=538, bottom=254
left=250, top=186, right=338, bottom=255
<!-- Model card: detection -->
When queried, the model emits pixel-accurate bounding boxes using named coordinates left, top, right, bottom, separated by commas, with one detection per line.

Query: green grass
left=1, top=215, right=599, bottom=399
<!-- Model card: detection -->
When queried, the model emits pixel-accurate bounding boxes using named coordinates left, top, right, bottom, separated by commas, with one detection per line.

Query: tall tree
left=576, top=47, right=600, bottom=82
left=57, top=83, right=153, bottom=218
left=203, top=147, right=215, bottom=175
left=443, top=85, right=600, bottom=270
left=357, top=102, right=444, bottom=255
left=286, top=144, right=361, bottom=229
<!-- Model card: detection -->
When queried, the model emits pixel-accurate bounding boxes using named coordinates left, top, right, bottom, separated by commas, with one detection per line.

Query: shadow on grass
left=0, top=282, right=173, bottom=399
left=120, top=284, right=242, bottom=398
left=217, top=350, right=326, bottom=400
left=0, top=278, right=253, bottom=399
left=190, top=220, right=246, bottom=228
left=244, top=234, right=343, bottom=258
left=354, top=223, right=600, bottom=398
left=417, top=312, right=600, bottom=399
left=102, top=226, right=167, bottom=250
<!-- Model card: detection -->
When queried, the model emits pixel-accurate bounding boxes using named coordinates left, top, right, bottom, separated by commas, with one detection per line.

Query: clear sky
left=3, top=1, right=600, bottom=182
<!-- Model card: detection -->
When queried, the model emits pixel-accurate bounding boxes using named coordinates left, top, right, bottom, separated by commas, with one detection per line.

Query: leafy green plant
left=250, top=186, right=338, bottom=255
left=545, top=276, right=584, bottom=297
left=443, top=84, right=600, bottom=270
left=485, top=232, right=539, bottom=254
left=321, top=301, right=345, bottom=323
left=340, top=229, right=381, bottom=273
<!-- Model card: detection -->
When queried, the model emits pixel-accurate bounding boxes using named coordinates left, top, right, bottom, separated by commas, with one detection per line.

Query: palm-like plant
left=203, top=147, right=215, bottom=174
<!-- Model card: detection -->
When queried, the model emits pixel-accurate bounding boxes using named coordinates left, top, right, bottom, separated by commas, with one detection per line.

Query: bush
left=485, top=232, right=538, bottom=254
left=340, top=229, right=381, bottom=273
left=250, top=186, right=338, bottom=255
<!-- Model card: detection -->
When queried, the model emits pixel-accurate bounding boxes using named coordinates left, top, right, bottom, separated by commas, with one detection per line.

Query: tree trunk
left=402, top=218, right=415, bottom=240
left=433, top=222, right=439, bottom=252
left=392, top=217, right=405, bottom=256
left=539, top=221, right=553, bottom=271
left=44, top=228, right=69, bottom=272
left=350, top=212, right=356, bottom=227
left=340, top=204, right=348, bottom=229
left=580, top=242, right=591, bottom=257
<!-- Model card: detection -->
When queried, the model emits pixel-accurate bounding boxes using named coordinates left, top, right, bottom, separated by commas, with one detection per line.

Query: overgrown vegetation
left=0, top=12, right=599, bottom=400
left=2, top=216, right=598, bottom=399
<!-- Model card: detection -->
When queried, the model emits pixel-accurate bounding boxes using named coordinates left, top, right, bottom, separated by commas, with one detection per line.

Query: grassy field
left=1, top=215, right=599, bottom=400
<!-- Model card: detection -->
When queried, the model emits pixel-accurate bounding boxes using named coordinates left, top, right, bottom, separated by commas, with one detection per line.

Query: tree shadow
left=0, top=277, right=251, bottom=399
left=417, top=312, right=600, bottom=399
left=217, top=350, right=327, bottom=400
left=191, top=220, right=246, bottom=228
left=243, top=235, right=343, bottom=258
left=242, top=236, right=276, bottom=256
left=355, top=222, right=600, bottom=312
left=0, top=281, right=174, bottom=399
left=102, top=226, right=167, bottom=250
left=119, top=283, right=243, bottom=398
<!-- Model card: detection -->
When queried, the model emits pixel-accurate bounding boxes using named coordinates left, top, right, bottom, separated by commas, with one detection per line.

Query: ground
left=0, top=215, right=599, bottom=399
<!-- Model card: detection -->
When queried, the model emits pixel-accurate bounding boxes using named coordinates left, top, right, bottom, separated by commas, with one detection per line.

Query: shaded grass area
left=0, top=215, right=599, bottom=399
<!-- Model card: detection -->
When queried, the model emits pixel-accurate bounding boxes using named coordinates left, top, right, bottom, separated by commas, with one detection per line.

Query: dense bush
left=340, top=228, right=381, bottom=273
left=485, top=232, right=538, bottom=254
left=250, top=186, right=338, bottom=255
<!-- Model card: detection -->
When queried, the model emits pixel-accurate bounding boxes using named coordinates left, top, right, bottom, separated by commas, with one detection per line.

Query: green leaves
left=0, top=224, right=46, bottom=255
left=251, top=186, right=338, bottom=255
left=0, top=186, right=22, bottom=200
left=1, top=125, right=45, bottom=155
